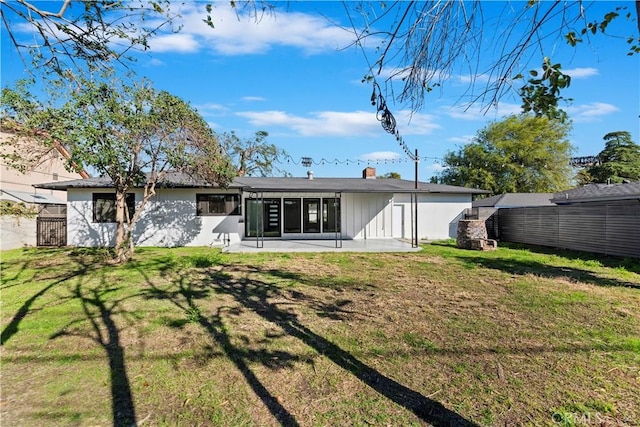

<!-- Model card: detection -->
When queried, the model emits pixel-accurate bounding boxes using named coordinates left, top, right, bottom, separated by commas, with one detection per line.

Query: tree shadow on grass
left=495, top=243, right=640, bottom=274
left=427, top=241, right=640, bottom=289
left=1, top=260, right=90, bottom=345
left=451, top=254, right=640, bottom=289
left=202, top=269, right=478, bottom=427
left=3, top=249, right=140, bottom=426
left=141, top=273, right=301, bottom=426
left=252, top=264, right=640, bottom=356
left=51, top=278, right=139, bottom=426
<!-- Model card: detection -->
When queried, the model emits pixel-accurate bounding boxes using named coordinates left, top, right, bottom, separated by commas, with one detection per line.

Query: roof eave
left=552, top=195, right=640, bottom=204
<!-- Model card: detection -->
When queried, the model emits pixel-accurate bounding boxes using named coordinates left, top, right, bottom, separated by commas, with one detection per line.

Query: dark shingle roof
left=34, top=172, right=488, bottom=194
left=0, top=189, right=65, bottom=205
left=473, top=193, right=555, bottom=208
left=32, top=172, right=239, bottom=191
left=234, top=177, right=488, bottom=194
left=551, top=182, right=640, bottom=203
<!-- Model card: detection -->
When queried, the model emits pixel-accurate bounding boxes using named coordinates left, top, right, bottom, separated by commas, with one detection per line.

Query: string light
left=370, top=82, right=417, bottom=161
left=341, top=3, right=419, bottom=163
left=284, top=155, right=442, bottom=167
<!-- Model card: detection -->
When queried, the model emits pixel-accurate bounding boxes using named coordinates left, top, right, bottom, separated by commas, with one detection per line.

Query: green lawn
left=1, top=242, right=639, bottom=426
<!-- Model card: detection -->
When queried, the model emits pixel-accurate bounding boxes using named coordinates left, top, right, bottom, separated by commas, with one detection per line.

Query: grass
left=1, top=242, right=639, bottom=426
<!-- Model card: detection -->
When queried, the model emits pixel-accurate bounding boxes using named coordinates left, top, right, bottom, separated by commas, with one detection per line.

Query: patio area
left=222, top=238, right=422, bottom=253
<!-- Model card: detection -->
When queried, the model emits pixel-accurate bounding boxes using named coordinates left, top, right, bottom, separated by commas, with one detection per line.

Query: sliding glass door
left=246, top=198, right=281, bottom=237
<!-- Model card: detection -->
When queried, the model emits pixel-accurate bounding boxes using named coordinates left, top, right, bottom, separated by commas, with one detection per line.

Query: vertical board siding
left=497, top=201, right=640, bottom=258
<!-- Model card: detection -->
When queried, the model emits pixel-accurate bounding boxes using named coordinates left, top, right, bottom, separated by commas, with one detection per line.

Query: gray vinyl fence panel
left=496, top=201, right=640, bottom=258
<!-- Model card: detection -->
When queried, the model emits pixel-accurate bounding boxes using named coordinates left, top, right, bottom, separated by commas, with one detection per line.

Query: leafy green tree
left=436, top=115, right=574, bottom=194
left=378, top=172, right=401, bottom=179
left=574, top=168, right=594, bottom=186
left=516, top=57, right=572, bottom=123
left=1, top=78, right=235, bottom=263
left=587, top=131, right=640, bottom=183
left=220, top=130, right=288, bottom=177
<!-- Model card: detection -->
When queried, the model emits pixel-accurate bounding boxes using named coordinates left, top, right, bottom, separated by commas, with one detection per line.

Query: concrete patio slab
left=222, top=239, right=422, bottom=253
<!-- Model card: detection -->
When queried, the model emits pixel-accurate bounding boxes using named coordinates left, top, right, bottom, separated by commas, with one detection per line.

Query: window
left=322, top=198, right=341, bottom=233
left=196, top=194, right=240, bottom=216
left=303, top=198, right=321, bottom=233
left=283, top=198, right=301, bottom=233
left=93, top=193, right=135, bottom=223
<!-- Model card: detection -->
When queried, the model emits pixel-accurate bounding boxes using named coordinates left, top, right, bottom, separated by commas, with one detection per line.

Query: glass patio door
left=246, top=198, right=281, bottom=237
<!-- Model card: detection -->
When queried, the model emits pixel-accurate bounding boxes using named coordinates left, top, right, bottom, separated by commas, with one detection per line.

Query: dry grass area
left=1, top=243, right=639, bottom=426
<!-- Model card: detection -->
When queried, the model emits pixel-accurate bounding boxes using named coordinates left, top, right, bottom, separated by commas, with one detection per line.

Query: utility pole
left=414, top=149, right=418, bottom=190
left=414, top=149, right=419, bottom=247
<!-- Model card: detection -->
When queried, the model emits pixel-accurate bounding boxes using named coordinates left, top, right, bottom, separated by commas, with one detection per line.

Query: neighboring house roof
left=551, top=181, right=640, bottom=204
left=472, top=193, right=555, bottom=208
left=34, top=172, right=489, bottom=195
left=1, top=189, right=65, bottom=205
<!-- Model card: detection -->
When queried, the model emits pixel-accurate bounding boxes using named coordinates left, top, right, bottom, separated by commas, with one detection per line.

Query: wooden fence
left=495, top=200, right=640, bottom=258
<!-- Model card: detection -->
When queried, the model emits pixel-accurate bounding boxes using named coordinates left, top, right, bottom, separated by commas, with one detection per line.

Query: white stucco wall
left=394, top=193, right=471, bottom=240
left=67, top=188, right=244, bottom=248
left=66, top=187, right=472, bottom=247
left=0, top=216, right=37, bottom=249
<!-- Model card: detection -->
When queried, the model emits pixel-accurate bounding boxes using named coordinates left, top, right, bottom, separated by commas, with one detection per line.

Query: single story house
left=471, top=192, right=556, bottom=220
left=472, top=193, right=556, bottom=209
left=0, top=188, right=65, bottom=209
left=34, top=168, right=488, bottom=248
left=551, top=181, right=640, bottom=204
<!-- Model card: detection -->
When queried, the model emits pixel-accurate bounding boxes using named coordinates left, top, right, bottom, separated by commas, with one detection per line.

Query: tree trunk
left=113, top=190, right=133, bottom=264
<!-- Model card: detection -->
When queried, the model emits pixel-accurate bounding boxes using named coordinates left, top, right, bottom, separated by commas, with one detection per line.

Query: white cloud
left=443, top=102, right=521, bottom=121
left=456, top=73, right=491, bottom=84
left=236, top=109, right=440, bottom=137
left=144, top=4, right=363, bottom=56
left=423, top=161, right=446, bottom=175
left=448, top=135, right=475, bottom=144
left=567, top=102, right=619, bottom=122
left=195, top=103, right=228, bottom=117
left=146, top=57, right=165, bottom=67
left=207, top=121, right=222, bottom=130
left=394, top=110, right=441, bottom=135
left=10, top=4, right=369, bottom=57
left=236, top=110, right=379, bottom=137
left=148, top=33, right=199, bottom=53
left=563, top=67, right=599, bottom=78
left=241, top=96, right=266, bottom=102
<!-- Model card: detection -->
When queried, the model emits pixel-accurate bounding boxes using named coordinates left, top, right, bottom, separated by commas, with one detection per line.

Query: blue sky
left=1, top=1, right=639, bottom=181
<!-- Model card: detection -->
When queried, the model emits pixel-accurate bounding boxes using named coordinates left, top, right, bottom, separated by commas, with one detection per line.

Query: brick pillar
left=457, top=219, right=488, bottom=249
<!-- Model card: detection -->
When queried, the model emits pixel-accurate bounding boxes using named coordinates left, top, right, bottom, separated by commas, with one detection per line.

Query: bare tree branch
left=0, top=0, right=179, bottom=77
left=347, top=1, right=639, bottom=113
